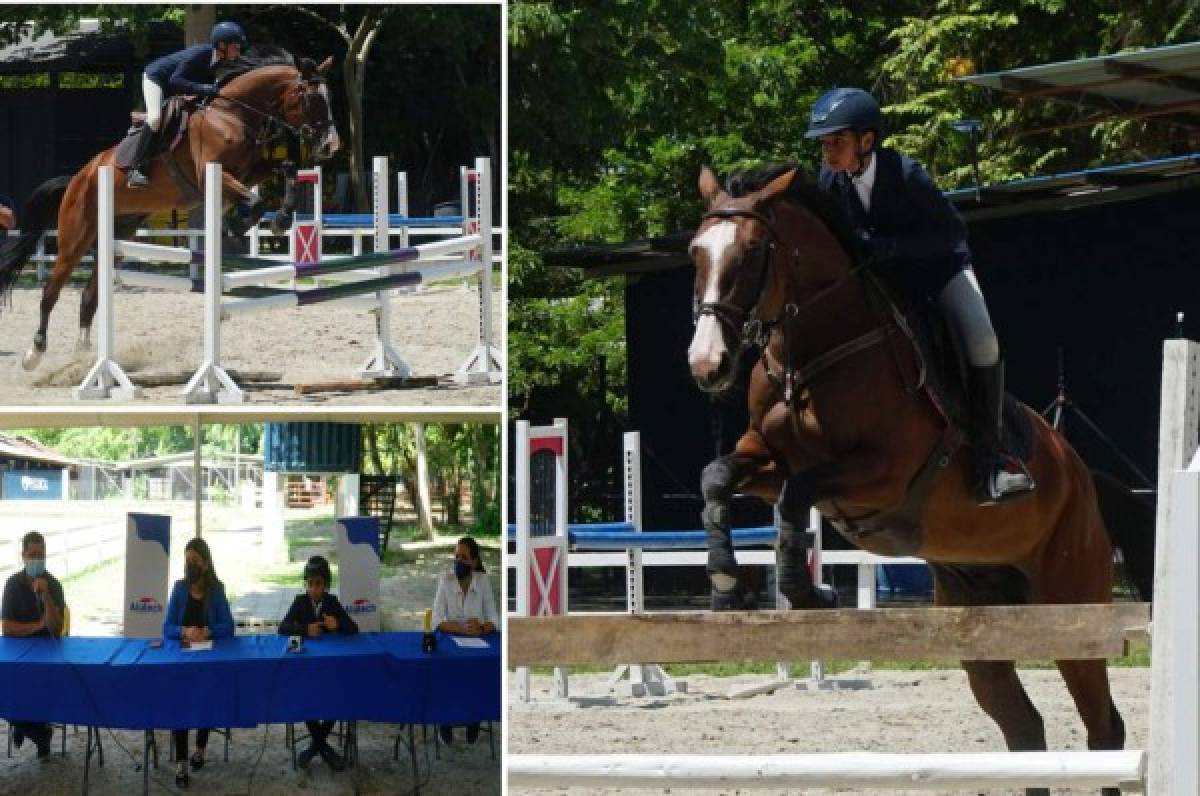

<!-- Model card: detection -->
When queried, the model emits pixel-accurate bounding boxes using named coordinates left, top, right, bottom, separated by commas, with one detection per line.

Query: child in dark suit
left=278, top=555, right=357, bottom=770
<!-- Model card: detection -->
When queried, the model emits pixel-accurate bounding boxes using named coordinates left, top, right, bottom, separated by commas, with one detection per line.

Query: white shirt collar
left=851, top=152, right=877, bottom=213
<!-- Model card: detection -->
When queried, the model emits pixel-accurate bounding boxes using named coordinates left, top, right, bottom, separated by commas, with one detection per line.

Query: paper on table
left=182, top=640, right=213, bottom=651
left=451, top=636, right=490, bottom=649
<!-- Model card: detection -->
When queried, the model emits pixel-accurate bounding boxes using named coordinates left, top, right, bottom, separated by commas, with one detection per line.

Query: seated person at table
left=278, top=555, right=357, bottom=771
left=162, top=537, right=233, bottom=788
left=2, top=531, right=66, bottom=759
left=432, top=536, right=497, bottom=745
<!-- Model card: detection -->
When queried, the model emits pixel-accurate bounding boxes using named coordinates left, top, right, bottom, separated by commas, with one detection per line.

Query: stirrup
left=976, top=457, right=1035, bottom=506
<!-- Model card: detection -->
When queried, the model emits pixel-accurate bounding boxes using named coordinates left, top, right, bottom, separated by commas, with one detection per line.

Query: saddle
left=114, top=96, right=196, bottom=170
left=816, top=274, right=1034, bottom=546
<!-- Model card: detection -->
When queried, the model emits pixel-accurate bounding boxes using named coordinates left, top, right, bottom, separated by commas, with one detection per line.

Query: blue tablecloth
left=0, top=632, right=499, bottom=730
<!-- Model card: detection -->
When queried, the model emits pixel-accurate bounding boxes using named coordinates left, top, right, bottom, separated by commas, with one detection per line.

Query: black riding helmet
left=303, top=555, right=332, bottom=585
left=805, top=87, right=884, bottom=144
left=210, top=21, right=248, bottom=48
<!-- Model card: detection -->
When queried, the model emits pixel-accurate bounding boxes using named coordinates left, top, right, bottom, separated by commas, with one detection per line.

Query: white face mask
left=25, top=559, right=45, bottom=579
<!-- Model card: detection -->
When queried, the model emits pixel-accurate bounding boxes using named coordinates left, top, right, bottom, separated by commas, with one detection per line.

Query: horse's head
left=217, top=50, right=342, bottom=161
left=687, top=165, right=798, bottom=393
left=283, top=56, right=341, bottom=161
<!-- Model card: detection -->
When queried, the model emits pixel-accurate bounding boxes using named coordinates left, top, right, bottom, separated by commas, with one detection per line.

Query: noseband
left=693, top=207, right=778, bottom=347
left=692, top=204, right=904, bottom=404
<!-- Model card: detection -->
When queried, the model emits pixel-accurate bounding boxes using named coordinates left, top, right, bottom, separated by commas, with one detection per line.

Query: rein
left=208, top=73, right=330, bottom=146
left=697, top=206, right=917, bottom=404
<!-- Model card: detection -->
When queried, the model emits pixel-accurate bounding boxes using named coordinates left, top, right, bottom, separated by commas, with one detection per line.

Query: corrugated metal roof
left=0, top=433, right=76, bottom=467
left=947, top=152, right=1200, bottom=220
left=550, top=151, right=1200, bottom=276
left=957, top=41, right=1200, bottom=129
left=0, top=19, right=182, bottom=75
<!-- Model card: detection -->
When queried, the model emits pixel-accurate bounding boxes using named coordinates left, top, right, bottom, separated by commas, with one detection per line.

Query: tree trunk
left=184, top=6, right=214, bottom=46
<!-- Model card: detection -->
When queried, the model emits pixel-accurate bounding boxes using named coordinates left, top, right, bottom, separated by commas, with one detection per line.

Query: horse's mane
left=725, top=162, right=862, bottom=265
left=214, top=46, right=297, bottom=85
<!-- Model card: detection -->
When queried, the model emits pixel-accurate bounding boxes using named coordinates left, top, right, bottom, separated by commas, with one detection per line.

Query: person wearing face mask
left=431, top=536, right=496, bottom=745
left=807, top=87, right=1034, bottom=506
left=162, top=537, right=233, bottom=788
left=2, top=531, right=66, bottom=759
left=277, top=555, right=357, bottom=771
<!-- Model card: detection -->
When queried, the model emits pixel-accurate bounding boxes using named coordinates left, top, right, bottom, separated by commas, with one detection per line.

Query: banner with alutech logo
left=335, top=516, right=381, bottom=632
left=124, top=513, right=171, bottom=638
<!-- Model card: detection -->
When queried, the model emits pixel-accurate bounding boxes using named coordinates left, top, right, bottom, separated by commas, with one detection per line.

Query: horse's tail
left=1092, top=469, right=1156, bottom=601
left=0, top=176, right=72, bottom=304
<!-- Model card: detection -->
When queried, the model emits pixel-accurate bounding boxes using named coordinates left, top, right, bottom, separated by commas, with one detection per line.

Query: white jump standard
left=75, top=157, right=501, bottom=403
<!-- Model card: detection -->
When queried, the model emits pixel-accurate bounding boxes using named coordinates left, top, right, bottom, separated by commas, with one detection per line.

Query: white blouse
left=431, top=571, right=498, bottom=630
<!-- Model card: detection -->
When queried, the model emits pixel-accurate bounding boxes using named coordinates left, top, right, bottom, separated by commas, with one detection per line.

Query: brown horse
left=686, top=164, right=1154, bottom=796
left=0, top=48, right=340, bottom=370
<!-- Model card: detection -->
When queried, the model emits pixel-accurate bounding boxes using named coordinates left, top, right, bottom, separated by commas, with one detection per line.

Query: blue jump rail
left=260, top=212, right=466, bottom=228
left=505, top=523, right=779, bottom=550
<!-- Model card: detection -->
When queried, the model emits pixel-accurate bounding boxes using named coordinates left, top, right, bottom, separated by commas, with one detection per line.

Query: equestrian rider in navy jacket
left=808, top=87, right=1034, bottom=505
left=125, top=21, right=247, bottom=188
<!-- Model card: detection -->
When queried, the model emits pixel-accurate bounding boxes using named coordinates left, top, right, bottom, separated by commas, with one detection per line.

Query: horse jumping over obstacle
left=0, top=47, right=339, bottom=371
left=685, top=164, right=1155, bottom=796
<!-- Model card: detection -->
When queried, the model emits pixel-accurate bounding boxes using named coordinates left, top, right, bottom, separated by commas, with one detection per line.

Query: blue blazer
left=818, top=147, right=970, bottom=297
left=144, top=44, right=218, bottom=97
left=162, top=579, right=235, bottom=640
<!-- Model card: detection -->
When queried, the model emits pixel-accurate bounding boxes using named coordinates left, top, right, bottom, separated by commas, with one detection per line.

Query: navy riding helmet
left=806, top=87, right=883, bottom=142
left=210, top=21, right=247, bottom=47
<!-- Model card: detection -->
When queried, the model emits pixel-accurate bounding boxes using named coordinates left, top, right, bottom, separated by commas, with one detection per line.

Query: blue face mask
left=25, top=559, right=45, bottom=579
left=453, top=560, right=472, bottom=580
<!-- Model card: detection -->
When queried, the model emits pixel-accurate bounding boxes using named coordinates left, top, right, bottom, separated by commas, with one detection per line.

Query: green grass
left=61, top=558, right=120, bottom=586
left=525, top=639, right=1152, bottom=678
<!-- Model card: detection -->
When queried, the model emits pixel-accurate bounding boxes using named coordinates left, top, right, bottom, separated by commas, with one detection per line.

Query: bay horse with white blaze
left=0, top=48, right=340, bottom=370
left=687, top=164, right=1154, bottom=796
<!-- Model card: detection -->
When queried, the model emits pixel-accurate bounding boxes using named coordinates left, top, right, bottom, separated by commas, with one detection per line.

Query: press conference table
left=0, top=632, right=500, bottom=793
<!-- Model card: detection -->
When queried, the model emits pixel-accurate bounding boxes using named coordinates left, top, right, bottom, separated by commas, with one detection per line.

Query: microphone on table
left=422, top=608, right=437, bottom=654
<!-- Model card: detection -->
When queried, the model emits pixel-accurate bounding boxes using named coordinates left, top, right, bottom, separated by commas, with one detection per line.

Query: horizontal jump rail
left=507, top=603, right=1150, bottom=666
left=507, top=751, right=1147, bottom=790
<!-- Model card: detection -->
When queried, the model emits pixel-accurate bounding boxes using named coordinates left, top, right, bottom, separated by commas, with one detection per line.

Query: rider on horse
left=806, top=87, right=1034, bottom=505
left=125, top=21, right=248, bottom=189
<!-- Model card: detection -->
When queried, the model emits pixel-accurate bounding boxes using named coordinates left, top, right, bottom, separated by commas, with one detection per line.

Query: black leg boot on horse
left=774, top=474, right=835, bottom=610
left=969, top=360, right=1036, bottom=505
left=702, top=456, right=748, bottom=611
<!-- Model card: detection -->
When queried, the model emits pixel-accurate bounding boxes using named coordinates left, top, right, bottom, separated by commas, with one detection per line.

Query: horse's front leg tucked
left=775, top=472, right=836, bottom=609
left=702, top=440, right=781, bottom=610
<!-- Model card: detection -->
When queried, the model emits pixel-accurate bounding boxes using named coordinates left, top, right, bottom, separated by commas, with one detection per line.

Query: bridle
left=209, top=72, right=334, bottom=147
left=692, top=204, right=916, bottom=403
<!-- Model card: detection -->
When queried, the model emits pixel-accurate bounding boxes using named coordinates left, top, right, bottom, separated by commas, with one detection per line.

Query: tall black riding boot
left=125, top=124, right=157, bottom=188
left=969, top=360, right=1035, bottom=505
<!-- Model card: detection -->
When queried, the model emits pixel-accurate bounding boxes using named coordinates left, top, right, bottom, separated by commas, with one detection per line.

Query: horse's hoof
left=711, top=588, right=742, bottom=611
left=270, top=211, right=292, bottom=237
left=21, top=349, right=43, bottom=371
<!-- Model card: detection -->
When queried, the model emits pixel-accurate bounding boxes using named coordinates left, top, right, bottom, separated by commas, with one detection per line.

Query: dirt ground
left=0, top=282, right=501, bottom=406
left=508, top=667, right=1151, bottom=796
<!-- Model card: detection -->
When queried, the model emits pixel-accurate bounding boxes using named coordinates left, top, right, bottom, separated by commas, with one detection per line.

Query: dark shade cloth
left=0, top=633, right=498, bottom=730
left=278, top=592, right=358, bottom=637
left=2, top=570, right=66, bottom=637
